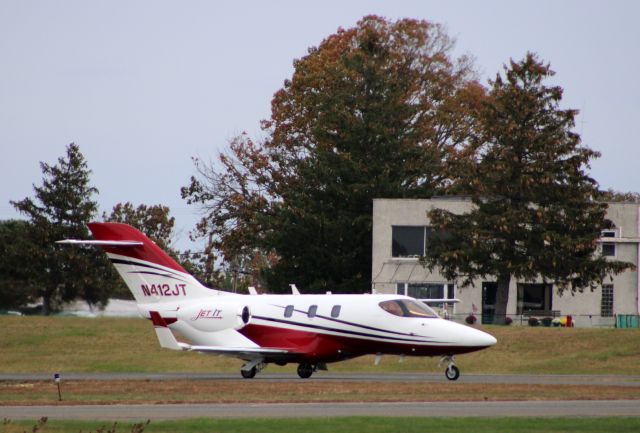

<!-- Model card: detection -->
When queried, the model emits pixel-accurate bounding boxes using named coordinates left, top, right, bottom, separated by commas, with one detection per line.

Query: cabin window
left=378, top=299, right=438, bottom=318
left=331, top=305, right=341, bottom=318
left=284, top=305, right=294, bottom=318
left=308, top=305, right=318, bottom=318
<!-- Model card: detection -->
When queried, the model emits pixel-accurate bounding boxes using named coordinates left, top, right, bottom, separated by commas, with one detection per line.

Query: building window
left=408, top=283, right=444, bottom=299
left=284, top=305, right=294, bottom=318
left=331, top=305, right=341, bottom=318
left=482, top=282, right=497, bottom=325
left=601, top=285, right=614, bottom=317
left=307, top=305, right=318, bottom=318
left=447, top=283, right=455, bottom=300
left=396, top=282, right=454, bottom=299
left=602, top=243, right=616, bottom=256
left=517, top=283, right=553, bottom=315
left=601, top=230, right=616, bottom=238
left=392, top=226, right=425, bottom=257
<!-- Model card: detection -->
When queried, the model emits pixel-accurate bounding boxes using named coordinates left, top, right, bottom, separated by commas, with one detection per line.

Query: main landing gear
left=439, top=355, right=460, bottom=381
left=296, top=362, right=327, bottom=378
left=240, top=361, right=266, bottom=379
left=240, top=361, right=327, bottom=379
left=297, top=363, right=315, bottom=379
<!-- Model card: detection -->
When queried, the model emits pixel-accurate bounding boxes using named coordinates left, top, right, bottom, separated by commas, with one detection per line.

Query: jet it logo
left=191, top=309, right=223, bottom=321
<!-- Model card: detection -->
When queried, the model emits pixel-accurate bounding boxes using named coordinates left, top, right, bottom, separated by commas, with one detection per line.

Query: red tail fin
left=88, top=222, right=186, bottom=273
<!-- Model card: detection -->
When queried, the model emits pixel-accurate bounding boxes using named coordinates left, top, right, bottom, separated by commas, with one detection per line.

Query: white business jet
left=59, top=222, right=496, bottom=380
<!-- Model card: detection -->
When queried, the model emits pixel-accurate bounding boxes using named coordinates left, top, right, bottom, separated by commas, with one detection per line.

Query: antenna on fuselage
left=289, top=284, right=300, bottom=295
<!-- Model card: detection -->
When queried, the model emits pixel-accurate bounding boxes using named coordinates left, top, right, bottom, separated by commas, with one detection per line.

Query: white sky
left=1, top=0, right=638, bottom=250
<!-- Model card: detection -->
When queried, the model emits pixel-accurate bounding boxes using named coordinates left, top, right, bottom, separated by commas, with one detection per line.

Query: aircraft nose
left=480, top=331, right=497, bottom=347
left=473, top=329, right=497, bottom=347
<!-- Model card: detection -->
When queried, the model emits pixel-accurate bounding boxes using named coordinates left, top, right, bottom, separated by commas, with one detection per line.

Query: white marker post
left=53, top=373, right=62, bottom=401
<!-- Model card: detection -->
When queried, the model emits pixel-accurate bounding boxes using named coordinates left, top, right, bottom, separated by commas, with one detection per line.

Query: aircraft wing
left=149, top=311, right=292, bottom=359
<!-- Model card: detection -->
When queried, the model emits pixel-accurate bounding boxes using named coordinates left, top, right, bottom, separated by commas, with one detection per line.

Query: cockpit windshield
left=378, top=299, right=439, bottom=318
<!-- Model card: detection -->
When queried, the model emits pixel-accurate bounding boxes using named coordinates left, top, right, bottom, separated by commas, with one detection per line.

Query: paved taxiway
left=2, top=400, right=640, bottom=420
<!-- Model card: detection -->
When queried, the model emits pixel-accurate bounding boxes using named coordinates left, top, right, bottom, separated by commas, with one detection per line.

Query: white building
left=371, top=198, right=640, bottom=327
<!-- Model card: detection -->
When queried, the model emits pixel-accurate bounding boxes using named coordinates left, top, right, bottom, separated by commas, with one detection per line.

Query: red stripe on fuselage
left=239, top=323, right=490, bottom=363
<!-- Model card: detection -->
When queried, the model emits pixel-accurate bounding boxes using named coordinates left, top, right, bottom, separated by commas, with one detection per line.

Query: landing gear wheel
left=241, top=367, right=257, bottom=379
left=445, top=364, right=460, bottom=381
left=297, top=363, right=314, bottom=379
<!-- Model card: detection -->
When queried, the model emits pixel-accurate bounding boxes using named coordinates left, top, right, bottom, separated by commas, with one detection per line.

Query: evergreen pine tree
left=11, top=143, right=112, bottom=313
left=422, top=53, right=633, bottom=323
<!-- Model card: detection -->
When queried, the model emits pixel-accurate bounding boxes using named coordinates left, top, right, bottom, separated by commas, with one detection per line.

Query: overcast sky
left=1, top=0, right=638, bottom=250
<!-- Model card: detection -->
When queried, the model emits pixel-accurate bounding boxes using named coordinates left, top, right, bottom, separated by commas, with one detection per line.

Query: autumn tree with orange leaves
left=182, top=16, right=484, bottom=293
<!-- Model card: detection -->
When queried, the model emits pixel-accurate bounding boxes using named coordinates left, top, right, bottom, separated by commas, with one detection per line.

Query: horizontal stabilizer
left=150, top=311, right=187, bottom=351
left=56, top=239, right=143, bottom=247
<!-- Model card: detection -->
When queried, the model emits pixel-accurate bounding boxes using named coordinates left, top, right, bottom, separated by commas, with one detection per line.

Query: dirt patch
left=1, top=380, right=639, bottom=405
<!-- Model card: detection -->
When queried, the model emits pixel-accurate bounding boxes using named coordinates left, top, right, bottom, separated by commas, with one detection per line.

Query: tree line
left=181, top=16, right=634, bottom=322
left=1, top=16, right=636, bottom=320
left=1, top=144, right=219, bottom=314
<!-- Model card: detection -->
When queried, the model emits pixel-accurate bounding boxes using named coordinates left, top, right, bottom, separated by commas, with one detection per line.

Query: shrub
left=465, top=314, right=477, bottom=325
left=528, top=317, right=540, bottom=327
left=541, top=317, right=553, bottom=327
left=504, top=316, right=513, bottom=325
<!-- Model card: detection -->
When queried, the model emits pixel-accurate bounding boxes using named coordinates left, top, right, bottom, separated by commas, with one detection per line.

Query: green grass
left=3, top=417, right=640, bottom=433
left=1, top=316, right=640, bottom=375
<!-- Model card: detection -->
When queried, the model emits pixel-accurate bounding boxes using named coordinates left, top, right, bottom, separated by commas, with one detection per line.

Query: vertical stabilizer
left=86, top=222, right=226, bottom=303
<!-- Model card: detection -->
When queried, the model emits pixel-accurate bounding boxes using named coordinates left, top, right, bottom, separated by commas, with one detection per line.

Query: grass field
left=3, top=417, right=640, bottom=433
left=1, top=316, right=639, bottom=375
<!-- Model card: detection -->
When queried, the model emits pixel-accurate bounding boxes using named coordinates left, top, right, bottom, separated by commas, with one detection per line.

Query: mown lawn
left=1, top=316, right=639, bottom=375
left=3, top=417, right=640, bottom=433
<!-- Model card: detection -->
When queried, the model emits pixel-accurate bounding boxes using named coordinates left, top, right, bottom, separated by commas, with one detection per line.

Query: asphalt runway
left=2, top=400, right=640, bottom=420
left=2, top=372, right=640, bottom=387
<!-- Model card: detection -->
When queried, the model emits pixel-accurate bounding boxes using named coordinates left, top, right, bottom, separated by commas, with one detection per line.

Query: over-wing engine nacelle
left=177, top=303, right=251, bottom=332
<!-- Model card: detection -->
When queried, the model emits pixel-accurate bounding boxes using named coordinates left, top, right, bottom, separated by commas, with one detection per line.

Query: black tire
left=297, top=363, right=314, bottom=379
left=241, top=367, right=257, bottom=379
left=445, top=365, right=460, bottom=381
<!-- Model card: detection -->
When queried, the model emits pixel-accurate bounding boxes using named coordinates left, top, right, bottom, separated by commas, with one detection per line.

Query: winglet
left=150, top=311, right=188, bottom=351
left=56, top=239, right=143, bottom=247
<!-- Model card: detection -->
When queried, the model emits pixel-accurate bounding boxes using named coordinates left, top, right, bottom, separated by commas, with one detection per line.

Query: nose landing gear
left=439, top=355, right=460, bottom=381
